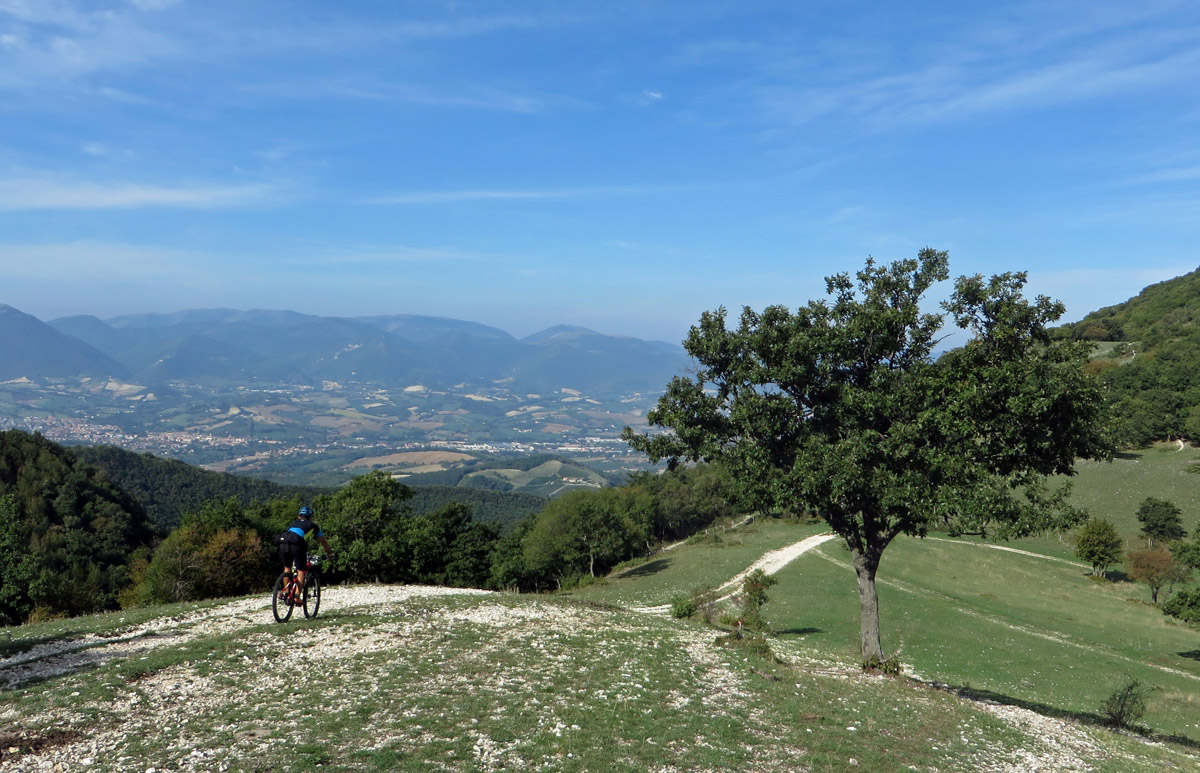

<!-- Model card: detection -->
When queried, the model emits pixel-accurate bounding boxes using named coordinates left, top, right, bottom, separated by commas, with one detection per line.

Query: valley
left=0, top=365, right=657, bottom=486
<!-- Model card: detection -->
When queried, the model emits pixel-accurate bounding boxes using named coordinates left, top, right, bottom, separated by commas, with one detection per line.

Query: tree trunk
left=851, top=546, right=885, bottom=662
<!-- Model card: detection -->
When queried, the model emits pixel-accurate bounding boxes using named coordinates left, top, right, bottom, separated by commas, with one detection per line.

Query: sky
left=1, top=0, right=1198, bottom=343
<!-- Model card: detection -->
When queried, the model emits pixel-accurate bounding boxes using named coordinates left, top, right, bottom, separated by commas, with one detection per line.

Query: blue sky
left=1, top=1, right=1198, bottom=342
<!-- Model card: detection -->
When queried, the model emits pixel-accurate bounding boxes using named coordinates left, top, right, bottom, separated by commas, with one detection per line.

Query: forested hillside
left=71, top=445, right=326, bottom=530
left=72, top=443, right=547, bottom=532
left=0, top=430, right=156, bottom=624
left=1055, top=267, right=1200, bottom=446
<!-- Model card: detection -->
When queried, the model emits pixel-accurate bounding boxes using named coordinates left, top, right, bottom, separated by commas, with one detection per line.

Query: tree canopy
left=625, top=250, right=1111, bottom=662
left=1135, top=497, right=1187, bottom=547
left=0, top=429, right=156, bottom=623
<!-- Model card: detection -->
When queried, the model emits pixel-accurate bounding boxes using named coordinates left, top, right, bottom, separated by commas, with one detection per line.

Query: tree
left=315, top=471, right=415, bottom=583
left=521, top=488, right=646, bottom=584
left=625, top=250, right=1110, bottom=662
left=1127, top=548, right=1188, bottom=604
left=1135, top=497, right=1186, bottom=548
left=1075, top=518, right=1124, bottom=578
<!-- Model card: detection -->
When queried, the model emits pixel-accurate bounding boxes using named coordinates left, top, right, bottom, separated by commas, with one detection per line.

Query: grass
left=4, top=576, right=1200, bottom=770
left=572, top=517, right=828, bottom=608
left=763, top=537, right=1200, bottom=739
left=1008, top=444, right=1200, bottom=558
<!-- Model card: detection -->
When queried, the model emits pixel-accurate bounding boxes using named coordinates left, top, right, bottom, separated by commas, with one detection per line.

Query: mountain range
left=0, top=304, right=691, bottom=397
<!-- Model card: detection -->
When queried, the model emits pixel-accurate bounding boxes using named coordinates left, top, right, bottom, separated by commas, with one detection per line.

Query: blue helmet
left=299, top=506, right=314, bottom=518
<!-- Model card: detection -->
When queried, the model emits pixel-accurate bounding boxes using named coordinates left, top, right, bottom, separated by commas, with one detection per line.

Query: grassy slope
left=572, top=514, right=1200, bottom=753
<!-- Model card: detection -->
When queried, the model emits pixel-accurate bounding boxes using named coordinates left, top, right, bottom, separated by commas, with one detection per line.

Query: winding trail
left=631, top=532, right=838, bottom=614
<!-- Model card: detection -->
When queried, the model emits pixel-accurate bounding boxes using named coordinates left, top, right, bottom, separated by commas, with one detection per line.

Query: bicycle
left=272, top=554, right=327, bottom=622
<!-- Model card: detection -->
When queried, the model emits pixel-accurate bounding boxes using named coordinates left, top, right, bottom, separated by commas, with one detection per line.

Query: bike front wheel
left=272, top=574, right=294, bottom=623
left=302, top=574, right=321, bottom=619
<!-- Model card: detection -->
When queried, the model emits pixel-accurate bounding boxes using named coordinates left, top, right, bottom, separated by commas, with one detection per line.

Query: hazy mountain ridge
left=0, top=305, right=690, bottom=397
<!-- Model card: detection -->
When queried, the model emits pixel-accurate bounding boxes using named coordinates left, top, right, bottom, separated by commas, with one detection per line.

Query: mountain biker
left=278, top=506, right=332, bottom=599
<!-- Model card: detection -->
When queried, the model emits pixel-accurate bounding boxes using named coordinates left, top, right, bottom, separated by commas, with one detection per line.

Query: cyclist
left=278, top=505, right=332, bottom=600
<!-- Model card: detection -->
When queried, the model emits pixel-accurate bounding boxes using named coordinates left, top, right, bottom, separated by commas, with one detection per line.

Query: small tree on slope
left=624, top=250, right=1111, bottom=663
left=1075, top=518, right=1124, bottom=578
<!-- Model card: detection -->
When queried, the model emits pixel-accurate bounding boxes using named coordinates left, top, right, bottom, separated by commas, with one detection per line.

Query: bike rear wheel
left=272, top=574, right=294, bottom=622
left=302, top=574, right=321, bottom=618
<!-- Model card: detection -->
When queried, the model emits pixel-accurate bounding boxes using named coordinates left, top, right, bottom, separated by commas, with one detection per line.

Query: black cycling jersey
left=281, top=518, right=325, bottom=545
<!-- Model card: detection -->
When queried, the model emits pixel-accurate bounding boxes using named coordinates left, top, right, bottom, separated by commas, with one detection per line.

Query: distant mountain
left=0, top=305, right=692, bottom=397
left=0, top=304, right=128, bottom=381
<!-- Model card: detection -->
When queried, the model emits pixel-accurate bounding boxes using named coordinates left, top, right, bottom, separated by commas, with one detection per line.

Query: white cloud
left=0, top=177, right=279, bottom=210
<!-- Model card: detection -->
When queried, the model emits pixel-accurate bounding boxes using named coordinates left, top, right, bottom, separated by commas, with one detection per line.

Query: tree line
left=0, top=428, right=742, bottom=625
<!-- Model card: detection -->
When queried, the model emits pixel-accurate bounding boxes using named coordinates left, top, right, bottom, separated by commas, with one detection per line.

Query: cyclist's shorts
left=279, top=542, right=308, bottom=571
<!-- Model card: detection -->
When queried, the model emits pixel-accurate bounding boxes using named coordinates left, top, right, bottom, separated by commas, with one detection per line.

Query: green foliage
left=1100, top=677, right=1154, bottom=730
left=625, top=250, right=1111, bottom=660
left=669, top=594, right=698, bottom=619
left=0, top=429, right=155, bottom=623
left=522, top=488, right=649, bottom=584
left=1075, top=518, right=1124, bottom=577
left=1171, top=538, right=1200, bottom=570
left=408, top=501, right=499, bottom=588
left=406, top=485, right=545, bottom=532
left=861, top=655, right=903, bottom=676
left=73, top=443, right=325, bottom=530
left=314, top=470, right=415, bottom=583
left=1055, top=268, right=1200, bottom=447
left=133, top=498, right=275, bottom=605
left=739, top=568, right=777, bottom=632
left=1161, top=587, right=1200, bottom=625
left=627, top=463, right=740, bottom=542
left=1134, top=496, right=1186, bottom=547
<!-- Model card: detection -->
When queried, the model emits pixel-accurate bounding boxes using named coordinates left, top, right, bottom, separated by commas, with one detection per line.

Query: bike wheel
left=272, top=574, right=294, bottom=623
left=302, top=574, right=321, bottom=618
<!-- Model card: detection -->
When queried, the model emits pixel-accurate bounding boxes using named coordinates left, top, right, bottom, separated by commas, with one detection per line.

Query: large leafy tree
left=625, top=250, right=1110, bottom=661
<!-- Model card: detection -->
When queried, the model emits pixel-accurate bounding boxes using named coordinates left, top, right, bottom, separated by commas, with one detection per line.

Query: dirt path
left=631, top=532, right=838, bottom=614
left=925, top=536, right=1088, bottom=569
left=0, top=585, right=491, bottom=690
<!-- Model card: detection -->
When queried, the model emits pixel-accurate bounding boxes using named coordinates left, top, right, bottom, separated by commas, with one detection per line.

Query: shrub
left=670, top=595, right=698, bottom=619
left=861, top=655, right=902, bottom=676
left=1100, top=677, right=1154, bottom=730
left=1162, top=587, right=1200, bottom=625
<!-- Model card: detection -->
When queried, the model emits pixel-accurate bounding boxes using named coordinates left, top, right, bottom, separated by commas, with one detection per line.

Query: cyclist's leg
left=295, top=545, right=310, bottom=589
left=278, top=544, right=296, bottom=589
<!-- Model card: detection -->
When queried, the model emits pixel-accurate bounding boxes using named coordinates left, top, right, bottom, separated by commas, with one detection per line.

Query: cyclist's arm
left=318, top=535, right=332, bottom=554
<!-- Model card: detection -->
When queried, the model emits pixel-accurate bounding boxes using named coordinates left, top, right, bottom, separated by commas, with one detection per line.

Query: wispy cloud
left=0, top=177, right=279, bottom=210
left=367, top=184, right=684, bottom=205
left=743, top=5, right=1200, bottom=131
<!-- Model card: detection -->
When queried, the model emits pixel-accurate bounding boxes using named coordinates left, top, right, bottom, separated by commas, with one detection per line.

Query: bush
left=861, top=655, right=902, bottom=676
left=1162, top=587, right=1200, bottom=625
left=670, top=595, right=698, bottom=619
left=1100, top=677, right=1154, bottom=730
